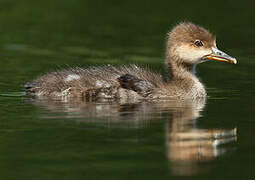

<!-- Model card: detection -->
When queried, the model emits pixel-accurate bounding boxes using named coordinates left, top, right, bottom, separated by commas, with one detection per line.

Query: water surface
left=0, top=0, right=254, bottom=179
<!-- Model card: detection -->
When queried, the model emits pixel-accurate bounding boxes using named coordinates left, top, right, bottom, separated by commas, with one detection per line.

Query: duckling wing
left=117, top=74, right=154, bottom=97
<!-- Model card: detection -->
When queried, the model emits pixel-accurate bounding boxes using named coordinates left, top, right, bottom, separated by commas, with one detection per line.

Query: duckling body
left=25, top=22, right=236, bottom=101
left=25, top=64, right=205, bottom=100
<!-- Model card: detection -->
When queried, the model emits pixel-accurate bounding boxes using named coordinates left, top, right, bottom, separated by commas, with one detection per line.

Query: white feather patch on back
left=65, top=74, right=80, bottom=82
left=95, top=80, right=111, bottom=88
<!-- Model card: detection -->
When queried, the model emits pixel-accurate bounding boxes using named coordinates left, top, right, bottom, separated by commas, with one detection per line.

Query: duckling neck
left=166, top=58, right=197, bottom=80
left=166, top=56, right=206, bottom=98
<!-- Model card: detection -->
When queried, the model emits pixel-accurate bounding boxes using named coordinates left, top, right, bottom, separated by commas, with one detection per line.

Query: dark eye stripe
left=194, top=40, right=203, bottom=47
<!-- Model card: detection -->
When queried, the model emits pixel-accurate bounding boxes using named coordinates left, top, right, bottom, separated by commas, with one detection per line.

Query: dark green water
left=0, top=0, right=254, bottom=179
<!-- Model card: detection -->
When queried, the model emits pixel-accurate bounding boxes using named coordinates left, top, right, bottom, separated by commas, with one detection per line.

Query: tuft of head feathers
left=168, top=22, right=216, bottom=48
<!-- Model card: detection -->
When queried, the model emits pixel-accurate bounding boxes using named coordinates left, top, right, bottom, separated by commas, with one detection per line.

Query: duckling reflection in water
left=25, top=22, right=237, bottom=101
left=29, top=98, right=237, bottom=175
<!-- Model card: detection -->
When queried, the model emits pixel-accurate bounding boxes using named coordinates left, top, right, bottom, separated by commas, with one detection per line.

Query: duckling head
left=166, top=22, right=237, bottom=66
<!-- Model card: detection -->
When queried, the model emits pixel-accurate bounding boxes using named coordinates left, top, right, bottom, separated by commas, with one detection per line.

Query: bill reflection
left=166, top=105, right=236, bottom=175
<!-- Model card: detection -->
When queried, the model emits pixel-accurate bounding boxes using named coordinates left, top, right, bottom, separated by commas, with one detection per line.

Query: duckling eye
left=194, top=40, right=203, bottom=47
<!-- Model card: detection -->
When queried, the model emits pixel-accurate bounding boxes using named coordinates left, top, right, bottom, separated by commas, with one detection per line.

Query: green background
left=0, top=0, right=254, bottom=179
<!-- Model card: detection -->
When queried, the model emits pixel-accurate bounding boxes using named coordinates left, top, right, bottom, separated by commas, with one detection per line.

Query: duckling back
left=25, top=65, right=164, bottom=101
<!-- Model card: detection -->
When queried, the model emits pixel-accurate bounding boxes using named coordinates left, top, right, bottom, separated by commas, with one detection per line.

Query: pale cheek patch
left=176, top=45, right=211, bottom=63
left=65, top=74, right=80, bottom=82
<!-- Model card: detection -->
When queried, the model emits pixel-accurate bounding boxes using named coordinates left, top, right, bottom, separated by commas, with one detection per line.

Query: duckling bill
left=204, top=47, right=237, bottom=64
left=25, top=22, right=237, bottom=101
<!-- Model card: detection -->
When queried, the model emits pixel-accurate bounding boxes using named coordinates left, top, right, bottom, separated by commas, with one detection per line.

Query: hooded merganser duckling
left=25, top=22, right=237, bottom=101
